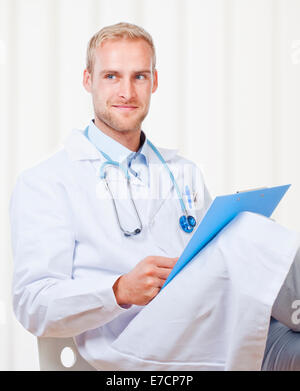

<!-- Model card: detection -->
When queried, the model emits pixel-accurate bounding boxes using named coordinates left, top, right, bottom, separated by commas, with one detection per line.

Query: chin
left=115, top=124, right=141, bottom=133
left=112, top=118, right=143, bottom=132
left=96, top=111, right=144, bottom=132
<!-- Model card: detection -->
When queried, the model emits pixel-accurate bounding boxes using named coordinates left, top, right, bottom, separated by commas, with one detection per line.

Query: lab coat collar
left=64, top=129, right=102, bottom=161
left=88, top=119, right=147, bottom=165
left=64, top=128, right=179, bottom=164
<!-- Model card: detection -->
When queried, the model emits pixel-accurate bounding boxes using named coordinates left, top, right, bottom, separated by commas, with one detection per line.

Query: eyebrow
left=100, top=70, right=152, bottom=76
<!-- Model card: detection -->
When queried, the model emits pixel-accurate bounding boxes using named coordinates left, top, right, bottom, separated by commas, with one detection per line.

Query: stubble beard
left=94, top=105, right=149, bottom=133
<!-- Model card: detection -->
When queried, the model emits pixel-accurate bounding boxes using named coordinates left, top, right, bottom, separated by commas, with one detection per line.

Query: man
left=9, top=22, right=300, bottom=371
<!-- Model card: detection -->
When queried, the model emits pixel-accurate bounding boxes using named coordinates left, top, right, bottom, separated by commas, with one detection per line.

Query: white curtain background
left=0, top=0, right=299, bottom=370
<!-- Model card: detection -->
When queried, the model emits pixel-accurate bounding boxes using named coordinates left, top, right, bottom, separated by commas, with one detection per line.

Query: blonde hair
left=86, top=22, right=156, bottom=74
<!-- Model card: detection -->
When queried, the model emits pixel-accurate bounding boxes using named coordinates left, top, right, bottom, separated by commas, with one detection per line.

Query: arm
left=9, top=171, right=129, bottom=338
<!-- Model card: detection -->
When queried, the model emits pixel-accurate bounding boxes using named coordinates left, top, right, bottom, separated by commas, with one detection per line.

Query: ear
left=152, top=69, right=158, bottom=93
left=83, top=69, right=92, bottom=92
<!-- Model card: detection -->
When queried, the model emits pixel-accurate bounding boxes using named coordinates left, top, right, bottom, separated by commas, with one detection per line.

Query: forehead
left=93, top=38, right=153, bottom=71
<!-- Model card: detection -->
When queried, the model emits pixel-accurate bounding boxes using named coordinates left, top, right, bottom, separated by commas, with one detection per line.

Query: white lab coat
left=10, top=128, right=299, bottom=370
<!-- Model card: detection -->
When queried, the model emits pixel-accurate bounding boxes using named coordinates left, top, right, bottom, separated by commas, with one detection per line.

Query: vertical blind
left=0, top=0, right=299, bottom=370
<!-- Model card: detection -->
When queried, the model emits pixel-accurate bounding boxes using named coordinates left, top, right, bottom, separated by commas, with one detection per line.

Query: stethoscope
left=84, top=127, right=196, bottom=236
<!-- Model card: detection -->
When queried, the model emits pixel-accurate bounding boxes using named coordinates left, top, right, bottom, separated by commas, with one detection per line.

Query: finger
left=152, top=256, right=179, bottom=268
left=149, top=277, right=166, bottom=289
left=157, top=278, right=166, bottom=289
left=154, top=266, right=175, bottom=280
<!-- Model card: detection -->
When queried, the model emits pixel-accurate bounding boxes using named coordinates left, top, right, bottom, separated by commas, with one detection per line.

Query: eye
left=106, top=74, right=116, bottom=80
left=136, top=74, right=145, bottom=80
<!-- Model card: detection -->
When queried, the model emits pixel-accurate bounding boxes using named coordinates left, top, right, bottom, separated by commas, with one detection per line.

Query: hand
left=113, top=255, right=179, bottom=306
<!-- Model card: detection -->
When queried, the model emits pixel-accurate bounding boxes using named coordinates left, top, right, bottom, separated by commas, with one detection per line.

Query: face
left=83, top=38, right=158, bottom=134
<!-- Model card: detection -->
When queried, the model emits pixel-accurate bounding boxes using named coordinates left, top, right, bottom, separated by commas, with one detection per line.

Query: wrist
left=113, top=275, right=129, bottom=306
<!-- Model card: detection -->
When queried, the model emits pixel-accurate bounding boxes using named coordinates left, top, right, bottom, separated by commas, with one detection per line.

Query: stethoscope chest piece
left=179, top=215, right=196, bottom=233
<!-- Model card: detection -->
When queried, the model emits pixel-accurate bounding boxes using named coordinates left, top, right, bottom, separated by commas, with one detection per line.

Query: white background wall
left=0, top=0, right=300, bottom=370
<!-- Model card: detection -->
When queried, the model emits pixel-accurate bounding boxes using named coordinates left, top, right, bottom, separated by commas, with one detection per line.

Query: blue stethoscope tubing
left=84, top=126, right=196, bottom=236
left=147, top=140, right=196, bottom=234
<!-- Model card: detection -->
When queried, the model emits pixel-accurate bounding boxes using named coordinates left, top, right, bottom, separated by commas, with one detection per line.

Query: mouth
left=112, top=105, right=138, bottom=112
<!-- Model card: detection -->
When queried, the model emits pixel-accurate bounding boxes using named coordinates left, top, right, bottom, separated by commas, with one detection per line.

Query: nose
left=118, top=77, right=136, bottom=101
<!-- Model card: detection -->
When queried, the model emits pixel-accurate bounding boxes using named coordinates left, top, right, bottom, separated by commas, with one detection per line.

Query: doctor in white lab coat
left=9, top=22, right=300, bottom=371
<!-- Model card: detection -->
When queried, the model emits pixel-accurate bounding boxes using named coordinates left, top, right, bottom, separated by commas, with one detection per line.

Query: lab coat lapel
left=145, top=143, right=180, bottom=226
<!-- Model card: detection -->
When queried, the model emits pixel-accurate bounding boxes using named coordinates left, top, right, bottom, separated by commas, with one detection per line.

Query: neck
left=94, top=117, right=141, bottom=152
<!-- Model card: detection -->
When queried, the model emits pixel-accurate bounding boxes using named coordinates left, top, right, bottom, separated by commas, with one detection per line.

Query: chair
left=37, top=337, right=96, bottom=371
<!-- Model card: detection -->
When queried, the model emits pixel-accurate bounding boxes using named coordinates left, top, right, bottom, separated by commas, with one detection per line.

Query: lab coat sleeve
left=9, top=171, right=129, bottom=338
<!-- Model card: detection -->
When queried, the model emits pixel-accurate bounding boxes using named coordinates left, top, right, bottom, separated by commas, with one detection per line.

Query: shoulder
left=11, top=148, right=76, bottom=205
left=150, top=143, right=198, bottom=167
left=17, top=149, right=72, bottom=185
left=9, top=149, right=76, bottom=218
left=156, top=146, right=202, bottom=174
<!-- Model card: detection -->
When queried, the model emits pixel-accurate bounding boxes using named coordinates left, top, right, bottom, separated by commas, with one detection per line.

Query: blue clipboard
left=162, top=184, right=291, bottom=289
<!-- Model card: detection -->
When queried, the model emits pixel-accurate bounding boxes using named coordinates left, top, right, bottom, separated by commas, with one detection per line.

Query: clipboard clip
left=236, top=186, right=268, bottom=194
